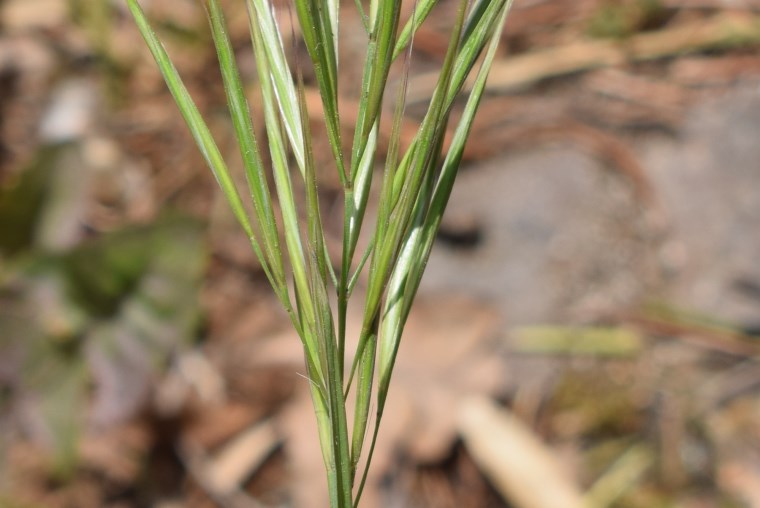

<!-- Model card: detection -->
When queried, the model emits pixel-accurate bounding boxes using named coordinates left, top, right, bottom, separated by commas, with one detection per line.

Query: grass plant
left=127, top=0, right=513, bottom=505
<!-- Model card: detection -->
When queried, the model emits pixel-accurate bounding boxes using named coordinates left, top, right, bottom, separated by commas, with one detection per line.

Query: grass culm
left=127, top=0, right=513, bottom=505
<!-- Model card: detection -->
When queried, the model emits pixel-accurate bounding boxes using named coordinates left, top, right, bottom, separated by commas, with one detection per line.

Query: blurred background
left=1, top=0, right=760, bottom=506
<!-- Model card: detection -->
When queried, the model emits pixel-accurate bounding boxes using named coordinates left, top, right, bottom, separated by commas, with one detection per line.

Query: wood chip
left=202, top=419, right=280, bottom=496
left=458, top=396, right=585, bottom=508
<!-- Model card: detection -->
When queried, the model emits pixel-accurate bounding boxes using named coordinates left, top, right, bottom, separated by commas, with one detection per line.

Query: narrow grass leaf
left=347, top=0, right=468, bottom=398
left=351, top=0, right=402, bottom=171
left=344, top=35, right=413, bottom=325
left=369, top=0, right=468, bottom=324
left=204, top=0, right=287, bottom=296
left=249, top=13, right=328, bottom=386
left=292, top=0, right=347, bottom=184
left=245, top=0, right=306, bottom=174
left=293, top=30, right=353, bottom=507
left=392, top=0, right=438, bottom=59
left=404, top=1, right=514, bottom=312
left=384, top=0, right=468, bottom=212
left=307, top=249, right=352, bottom=508
left=308, top=373, right=338, bottom=500
left=350, top=325, right=376, bottom=479
left=337, top=121, right=377, bottom=374
left=447, top=0, right=508, bottom=100
left=297, top=73, right=330, bottom=285
left=346, top=0, right=413, bottom=266
left=341, top=115, right=376, bottom=314
left=327, top=0, right=340, bottom=56
left=381, top=0, right=513, bottom=391
left=356, top=4, right=513, bottom=504
left=375, top=41, right=414, bottom=244
left=386, top=0, right=508, bottom=205
left=349, top=193, right=424, bottom=504
left=126, top=0, right=277, bottom=288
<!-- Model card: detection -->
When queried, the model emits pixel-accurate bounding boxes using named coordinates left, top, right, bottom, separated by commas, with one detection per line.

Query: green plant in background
left=586, top=0, right=666, bottom=39
left=128, top=0, right=512, bottom=505
left=0, top=214, right=206, bottom=479
left=0, top=142, right=208, bottom=480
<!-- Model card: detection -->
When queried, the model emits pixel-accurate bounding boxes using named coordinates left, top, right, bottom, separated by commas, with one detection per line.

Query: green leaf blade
left=204, top=0, right=287, bottom=294
left=246, top=0, right=307, bottom=174
left=126, top=0, right=279, bottom=289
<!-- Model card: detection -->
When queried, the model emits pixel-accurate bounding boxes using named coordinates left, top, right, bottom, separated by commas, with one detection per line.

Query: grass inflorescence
left=127, top=0, right=513, bottom=505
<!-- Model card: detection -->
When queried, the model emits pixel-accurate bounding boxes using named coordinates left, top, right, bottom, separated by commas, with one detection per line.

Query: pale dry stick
left=660, top=0, right=760, bottom=9
left=202, top=420, right=281, bottom=496
left=458, top=396, right=586, bottom=508
left=178, top=430, right=276, bottom=508
left=408, top=12, right=760, bottom=103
